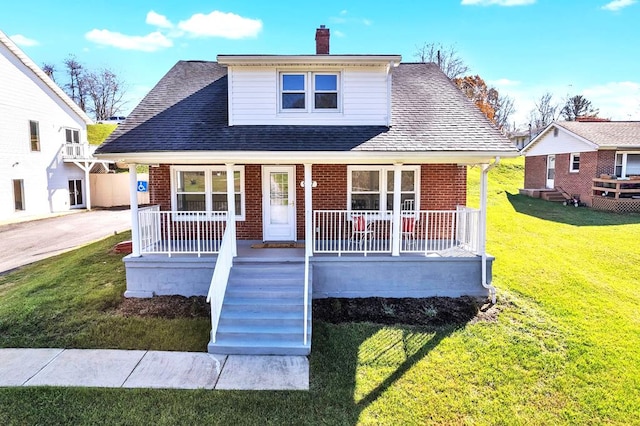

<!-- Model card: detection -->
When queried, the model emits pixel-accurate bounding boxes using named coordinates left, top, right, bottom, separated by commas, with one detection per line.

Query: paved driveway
left=0, top=209, right=131, bottom=274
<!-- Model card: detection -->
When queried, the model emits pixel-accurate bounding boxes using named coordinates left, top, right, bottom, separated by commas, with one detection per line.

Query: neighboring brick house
left=523, top=120, right=640, bottom=211
left=95, top=27, right=517, bottom=355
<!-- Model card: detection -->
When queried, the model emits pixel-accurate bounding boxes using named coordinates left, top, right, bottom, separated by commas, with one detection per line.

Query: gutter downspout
left=480, top=157, right=500, bottom=304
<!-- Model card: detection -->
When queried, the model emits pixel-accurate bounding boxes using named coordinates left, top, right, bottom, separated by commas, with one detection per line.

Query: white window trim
left=616, top=151, right=640, bottom=178
left=170, top=165, right=245, bottom=221
left=569, top=152, right=580, bottom=173
left=64, top=128, right=81, bottom=144
left=347, top=165, right=420, bottom=212
left=279, top=70, right=342, bottom=114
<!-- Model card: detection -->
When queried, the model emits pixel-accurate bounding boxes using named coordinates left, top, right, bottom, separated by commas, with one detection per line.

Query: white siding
left=228, top=65, right=389, bottom=126
left=0, top=41, right=88, bottom=221
left=526, top=126, right=598, bottom=157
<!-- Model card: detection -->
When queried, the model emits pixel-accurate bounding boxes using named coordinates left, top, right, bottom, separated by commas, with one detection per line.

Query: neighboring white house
left=0, top=29, right=109, bottom=222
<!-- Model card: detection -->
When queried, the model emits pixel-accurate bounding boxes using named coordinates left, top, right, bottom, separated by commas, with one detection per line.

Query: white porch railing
left=206, top=216, right=235, bottom=344
left=313, top=210, right=393, bottom=255
left=137, top=208, right=227, bottom=256
left=313, top=208, right=480, bottom=256
left=63, top=143, right=95, bottom=159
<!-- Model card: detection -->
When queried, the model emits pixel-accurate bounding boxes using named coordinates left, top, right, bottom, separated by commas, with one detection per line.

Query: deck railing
left=206, top=216, right=235, bottom=344
left=137, top=208, right=227, bottom=256
left=62, top=143, right=94, bottom=160
left=313, top=208, right=480, bottom=256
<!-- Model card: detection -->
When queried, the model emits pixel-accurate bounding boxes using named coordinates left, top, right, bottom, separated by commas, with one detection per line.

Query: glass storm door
left=262, top=166, right=296, bottom=241
left=546, top=155, right=556, bottom=189
left=69, top=179, right=84, bottom=207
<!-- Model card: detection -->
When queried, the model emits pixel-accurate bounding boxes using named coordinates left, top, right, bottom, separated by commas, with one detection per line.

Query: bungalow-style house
left=95, top=27, right=517, bottom=355
left=0, top=30, right=110, bottom=222
left=522, top=120, right=640, bottom=213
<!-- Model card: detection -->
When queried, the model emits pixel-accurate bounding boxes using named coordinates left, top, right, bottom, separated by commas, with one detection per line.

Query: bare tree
left=561, top=95, right=599, bottom=121
left=493, top=94, right=516, bottom=131
left=529, top=92, right=560, bottom=129
left=414, top=42, right=469, bottom=79
left=63, top=55, right=89, bottom=112
left=85, top=68, right=127, bottom=121
left=42, top=63, right=56, bottom=83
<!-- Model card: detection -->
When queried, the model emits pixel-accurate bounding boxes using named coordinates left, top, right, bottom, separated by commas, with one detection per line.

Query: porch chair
left=401, top=214, right=418, bottom=250
left=349, top=214, right=375, bottom=250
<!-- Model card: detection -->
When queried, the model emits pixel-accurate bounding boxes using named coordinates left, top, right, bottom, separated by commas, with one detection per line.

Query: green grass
left=87, top=123, right=117, bottom=145
left=1, top=157, right=640, bottom=424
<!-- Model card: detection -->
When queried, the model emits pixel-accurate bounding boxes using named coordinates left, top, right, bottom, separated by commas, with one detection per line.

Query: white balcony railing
left=313, top=208, right=480, bottom=256
left=138, top=207, right=227, bottom=256
left=63, top=143, right=95, bottom=160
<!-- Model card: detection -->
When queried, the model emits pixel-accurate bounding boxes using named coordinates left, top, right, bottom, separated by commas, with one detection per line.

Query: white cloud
left=146, top=11, right=173, bottom=28
left=178, top=11, right=262, bottom=39
left=9, top=34, right=39, bottom=47
left=491, top=78, right=521, bottom=87
left=85, top=29, right=173, bottom=52
left=602, top=0, right=637, bottom=11
left=461, top=0, right=536, bottom=5
left=582, top=81, right=640, bottom=120
left=334, top=30, right=346, bottom=38
left=362, top=18, right=373, bottom=26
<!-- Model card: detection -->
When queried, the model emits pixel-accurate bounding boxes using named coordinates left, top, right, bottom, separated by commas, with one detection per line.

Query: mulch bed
left=114, top=295, right=501, bottom=326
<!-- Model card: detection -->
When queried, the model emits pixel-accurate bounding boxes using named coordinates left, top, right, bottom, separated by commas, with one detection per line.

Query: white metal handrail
left=303, top=253, right=310, bottom=345
left=206, top=216, right=235, bottom=344
left=313, top=208, right=480, bottom=256
left=313, top=210, right=393, bottom=255
left=137, top=210, right=227, bottom=256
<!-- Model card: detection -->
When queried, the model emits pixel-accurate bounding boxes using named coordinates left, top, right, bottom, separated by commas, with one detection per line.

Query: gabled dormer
left=218, top=26, right=401, bottom=127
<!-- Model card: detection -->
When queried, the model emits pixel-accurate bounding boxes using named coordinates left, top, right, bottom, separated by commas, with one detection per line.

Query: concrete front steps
left=208, top=261, right=311, bottom=356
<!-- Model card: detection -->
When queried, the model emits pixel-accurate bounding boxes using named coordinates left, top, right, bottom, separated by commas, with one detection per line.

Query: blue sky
left=3, top=0, right=640, bottom=127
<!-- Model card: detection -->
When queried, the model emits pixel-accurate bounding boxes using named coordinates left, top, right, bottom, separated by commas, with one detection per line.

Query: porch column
left=304, top=164, right=313, bottom=257
left=480, top=159, right=499, bottom=304
left=391, top=163, right=403, bottom=256
left=129, top=164, right=140, bottom=257
left=225, top=163, right=237, bottom=257
left=84, top=162, right=92, bottom=210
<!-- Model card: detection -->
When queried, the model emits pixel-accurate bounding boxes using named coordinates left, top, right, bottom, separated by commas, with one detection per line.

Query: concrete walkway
left=0, top=349, right=308, bottom=391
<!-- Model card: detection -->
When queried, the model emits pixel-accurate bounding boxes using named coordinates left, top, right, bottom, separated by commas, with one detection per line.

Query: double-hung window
left=29, top=120, right=40, bottom=151
left=172, top=166, right=245, bottom=220
left=348, top=166, right=419, bottom=212
left=65, top=128, right=80, bottom=144
left=616, top=152, right=640, bottom=178
left=280, top=72, right=340, bottom=112
left=569, top=153, right=580, bottom=173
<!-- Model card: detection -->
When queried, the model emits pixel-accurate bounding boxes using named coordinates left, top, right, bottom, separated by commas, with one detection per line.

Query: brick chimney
left=315, top=25, right=330, bottom=54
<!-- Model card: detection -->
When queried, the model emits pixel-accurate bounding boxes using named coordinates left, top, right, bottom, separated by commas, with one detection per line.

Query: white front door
left=546, top=155, right=556, bottom=189
left=262, top=166, right=296, bottom=241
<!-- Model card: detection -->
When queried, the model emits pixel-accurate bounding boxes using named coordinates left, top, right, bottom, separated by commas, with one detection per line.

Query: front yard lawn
left=1, top=158, right=639, bottom=424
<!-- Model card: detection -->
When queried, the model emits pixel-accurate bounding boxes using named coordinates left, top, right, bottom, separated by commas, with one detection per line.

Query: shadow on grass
left=311, top=306, right=475, bottom=424
left=506, top=192, right=640, bottom=226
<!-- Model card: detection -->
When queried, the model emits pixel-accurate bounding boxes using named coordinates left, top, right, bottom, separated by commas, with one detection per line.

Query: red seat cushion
left=402, top=217, right=415, bottom=233
left=353, top=215, right=366, bottom=231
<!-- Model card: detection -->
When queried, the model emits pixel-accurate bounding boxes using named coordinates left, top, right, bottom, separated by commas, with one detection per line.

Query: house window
left=172, top=166, right=245, bottom=220
left=570, top=153, right=580, bottom=173
left=281, top=74, right=306, bottom=109
left=65, top=128, right=80, bottom=143
left=314, top=74, right=338, bottom=109
left=348, top=166, right=420, bottom=211
left=29, top=120, right=40, bottom=151
left=280, top=72, right=340, bottom=112
left=615, top=152, right=640, bottom=178
left=13, top=179, right=25, bottom=211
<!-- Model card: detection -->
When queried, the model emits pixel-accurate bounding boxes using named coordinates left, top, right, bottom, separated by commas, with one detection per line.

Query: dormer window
left=282, top=74, right=306, bottom=109
left=280, top=72, right=340, bottom=112
left=314, top=74, right=338, bottom=109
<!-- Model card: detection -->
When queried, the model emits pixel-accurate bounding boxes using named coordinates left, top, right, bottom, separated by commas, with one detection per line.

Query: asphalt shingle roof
left=96, top=60, right=515, bottom=155
left=556, top=121, right=640, bottom=148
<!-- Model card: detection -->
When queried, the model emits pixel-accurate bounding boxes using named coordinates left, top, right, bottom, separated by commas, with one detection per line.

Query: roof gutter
left=480, top=157, right=500, bottom=304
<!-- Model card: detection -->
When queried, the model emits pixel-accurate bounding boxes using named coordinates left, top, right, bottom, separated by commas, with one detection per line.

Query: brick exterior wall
left=524, top=151, right=617, bottom=207
left=149, top=163, right=466, bottom=240
left=524, top=156, right=547, bottom=189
